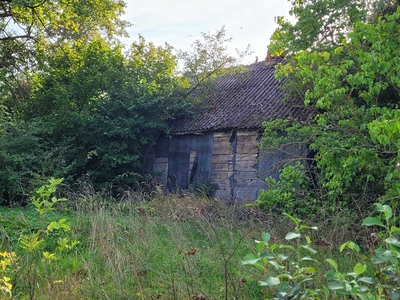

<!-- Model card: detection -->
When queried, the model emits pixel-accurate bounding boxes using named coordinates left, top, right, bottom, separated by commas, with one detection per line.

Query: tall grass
left=0, top=184, right=376, bottom=299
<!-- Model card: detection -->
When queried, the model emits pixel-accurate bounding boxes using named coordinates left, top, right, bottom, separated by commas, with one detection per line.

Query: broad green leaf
left=382, top=270, right=397, bottom=278
left=261, top=232, right=271, bottom=242
left=387, top=290, right=400, bottom=300
left=301, top=256, right=317, bottom=262
left=241, top=253, right=260, bottom=265
left=353, top=263, right=367, bottom=275
left=277, top=253, right=288, bottom=261
left=362, top=217, right=385, bottom=227
left=375, top=203, right=392, bottom=219
left=300, top=225, right=318, bottom=230
left=325, top=270, right=339, bottom=281
left=286, top=232, right=301, bottom=240
left=258, top=276, right=280, bottom=287
left=259, top=252, right=275, bottom=260
left=385, top=238, right=400, bottom=253
left=283, top=213, right=302, bottom=225
left=390, top=226, right=400, bottom=233
left=277, top=274, right=293, bottom=280
left=385, top=237, right=400, bottom=247
left=328, top=282, right=344, bottom=290
left=357, top=277, right=375, bottom=284
left=301, top=244, right=317, bottom=254
left=325, top=259, right=338, bottom=272
left=288, top=283, right=301, bottom=298
left=372, top=248, right=392, bottom=264
left=339, top=241, right=360, bottom=253
left=47, top=219, right=71, bottom=232
left=269, top=260, right=284, bottom=270
left=278, top=244, right=296, bottom=251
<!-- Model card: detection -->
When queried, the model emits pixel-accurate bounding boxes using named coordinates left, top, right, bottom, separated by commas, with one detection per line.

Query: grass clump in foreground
left=0, top=179, right=397, bottom=299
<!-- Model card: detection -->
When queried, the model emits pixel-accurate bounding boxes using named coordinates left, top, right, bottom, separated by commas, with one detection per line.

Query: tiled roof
left=170, top=57, right=311, bottom=134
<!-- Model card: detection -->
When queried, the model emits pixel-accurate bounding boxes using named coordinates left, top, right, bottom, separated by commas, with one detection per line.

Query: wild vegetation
left=0, top=179, right=387, bottom=299
left=0, top=0, right=400, bottom=299
left=0, top=0, right=242, bottom=205
left=258, top=0, right=400, bottom=220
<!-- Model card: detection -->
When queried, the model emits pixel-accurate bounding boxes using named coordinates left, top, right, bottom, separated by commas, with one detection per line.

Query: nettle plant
left=242, top=204, right=400, bottom=299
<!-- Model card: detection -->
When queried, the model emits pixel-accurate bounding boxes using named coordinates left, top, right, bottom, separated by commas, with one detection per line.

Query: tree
left=0, top=0, right=128, bottom=116
left=21, top=36, right=186, bottom=186
left=257, top=2, right=400, bottom=215
left=269, top=0, right=366, bottom=56
left=178, top=26, right=251, bottom=97
left=0, top=23, right=249, bottom=203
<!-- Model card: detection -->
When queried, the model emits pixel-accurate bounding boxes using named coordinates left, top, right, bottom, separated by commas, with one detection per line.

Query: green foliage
left=0, top=0, right=128, bottom=118
left=0, top=0, right=131, bottom=203
left=179, top=26, right=250, bottom=97
left=0, top=36, right=187, bottom=198
left=269, top=0, right=366, bottom=55
left=0, top=178, right=78, bottom=298
left=260, top=3, right=400, bottom=213
left=241, top=214, right=320, bottom=299
left=242, top=204, right=400, bottom=299
left=0, top=251, right=15, bottom=298
left=256, top=162, right=317, bottom=215
left=0, top=119, right=74, bottom=205
left=0, top=23, right=247, bottom=199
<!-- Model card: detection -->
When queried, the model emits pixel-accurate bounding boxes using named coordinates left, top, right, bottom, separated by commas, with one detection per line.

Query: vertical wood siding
left=148, top=130, right=306, bottom=203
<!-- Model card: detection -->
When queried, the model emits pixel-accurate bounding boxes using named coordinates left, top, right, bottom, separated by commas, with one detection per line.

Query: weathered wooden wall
left=209, top=131, right=232, bottom=199
left=147, top=130, right=306, bottom=203
left=149, top=133, right=213, bottom=191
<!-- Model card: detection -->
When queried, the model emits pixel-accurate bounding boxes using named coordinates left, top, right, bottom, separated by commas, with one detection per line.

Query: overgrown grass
left=0, top=185, right=380, bottom=299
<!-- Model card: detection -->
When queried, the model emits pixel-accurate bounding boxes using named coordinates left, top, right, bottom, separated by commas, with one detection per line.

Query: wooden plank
left=232, top=171, right=259, bottom=180
left=236, top=138, right=259, bottom=145
left=210, top=181, right=229, bottom=189
left=211, top=154, right=231, bottom=164
left=210, top=163, right=232, bottom=172
left=237, top=138, right=258, bottom=145
left=210, top=178, right=229, bottom=186
left=234, top=179, right=265, bottom=187
left=212, top=143, right=232, bottom=155
left=210, top=171, right=232, bottom=180
left=235, top=161, right=258, bottom=171
left=235, top=154, right=258, bottom=161
left=237, top=130, right=258, bottom=137
left=236, top=145, right=258, bottom=154
left=213, top=136, right=230, bottom=142
left=214, top=132, right=231, bottom=138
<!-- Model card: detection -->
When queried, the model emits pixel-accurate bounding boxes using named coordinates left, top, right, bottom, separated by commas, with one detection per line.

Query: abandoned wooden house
left=146, top=57, right=312, bottom=202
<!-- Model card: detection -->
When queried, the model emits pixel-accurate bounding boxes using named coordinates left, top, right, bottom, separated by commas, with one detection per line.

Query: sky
left=121, top=0, right=293, bottom=65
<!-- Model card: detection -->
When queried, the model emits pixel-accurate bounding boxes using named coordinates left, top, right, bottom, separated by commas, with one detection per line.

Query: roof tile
left=171, top=57, right=311, bottom=134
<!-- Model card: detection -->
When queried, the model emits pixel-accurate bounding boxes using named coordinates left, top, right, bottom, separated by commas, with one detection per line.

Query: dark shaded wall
left=158, top=133, right=213, bottom=191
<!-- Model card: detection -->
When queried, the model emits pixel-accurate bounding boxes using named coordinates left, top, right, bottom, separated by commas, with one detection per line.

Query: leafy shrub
left=256, top=162, right=318, bottom=216
left=242, top=203, right=400, bottom=299
left=0, top=120, right=74, bottom=205
left=1, top=178, right=78, bottom=298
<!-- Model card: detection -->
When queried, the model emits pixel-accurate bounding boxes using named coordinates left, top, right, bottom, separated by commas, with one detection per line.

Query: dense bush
left=257, top=2, right=400, bottom=216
